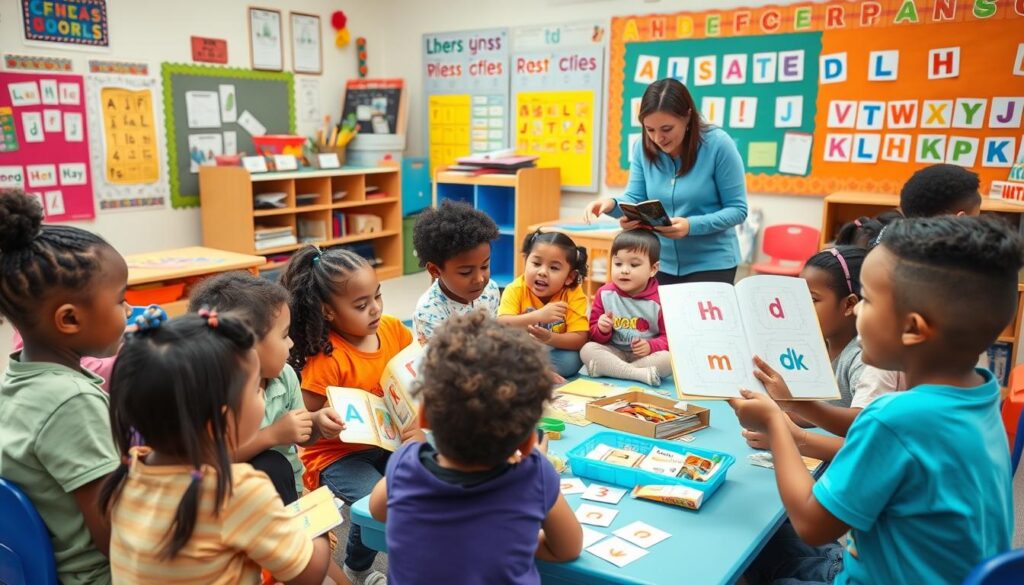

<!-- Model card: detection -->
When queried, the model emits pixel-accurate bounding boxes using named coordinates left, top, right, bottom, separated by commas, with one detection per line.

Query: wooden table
left=125, top=246, right=266, bottom=316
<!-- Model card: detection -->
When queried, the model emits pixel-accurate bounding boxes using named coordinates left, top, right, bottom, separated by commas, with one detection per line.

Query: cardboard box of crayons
left=585, top=391, right=710, bottom=439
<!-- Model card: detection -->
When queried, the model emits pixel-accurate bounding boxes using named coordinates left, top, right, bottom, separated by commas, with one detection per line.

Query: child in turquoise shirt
left=732, top=216, right=1017, bottom=584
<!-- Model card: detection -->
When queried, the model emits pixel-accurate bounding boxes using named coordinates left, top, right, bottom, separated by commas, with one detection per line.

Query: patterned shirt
left=413, top=279, right=500, bottom=345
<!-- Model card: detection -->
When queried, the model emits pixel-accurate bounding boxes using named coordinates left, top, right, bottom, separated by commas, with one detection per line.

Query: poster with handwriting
left=0, top=71, right=93, bottom=222
left=85, top=74, right=168, bottom=210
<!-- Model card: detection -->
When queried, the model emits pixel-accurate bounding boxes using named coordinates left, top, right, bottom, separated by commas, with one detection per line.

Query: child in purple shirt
left=369, top=310, right=582, bottom=584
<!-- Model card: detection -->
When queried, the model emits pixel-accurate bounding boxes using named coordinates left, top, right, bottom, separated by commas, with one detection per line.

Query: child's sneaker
left=343, top=565, right=386, bottom=585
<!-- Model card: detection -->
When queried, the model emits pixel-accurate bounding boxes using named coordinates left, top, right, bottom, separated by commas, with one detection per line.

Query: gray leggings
left=580, top=342, right=672, bottom=383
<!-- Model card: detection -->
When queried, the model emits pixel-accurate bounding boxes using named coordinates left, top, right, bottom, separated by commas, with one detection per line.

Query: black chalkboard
left=162, top=63, right=295, bottom=208
left=340, top=79, right=405, bottom=135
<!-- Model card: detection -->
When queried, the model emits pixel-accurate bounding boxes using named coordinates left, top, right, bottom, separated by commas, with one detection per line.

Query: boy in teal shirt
left=732, top=216, right=1018, bottom=584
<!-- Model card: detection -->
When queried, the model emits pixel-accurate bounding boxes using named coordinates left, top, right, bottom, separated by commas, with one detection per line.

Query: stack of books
left=254, top=226, right=297, bottom=250
left=448, top=149, right=538, bottom=175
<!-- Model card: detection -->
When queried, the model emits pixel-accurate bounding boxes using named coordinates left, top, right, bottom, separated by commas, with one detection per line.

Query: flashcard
left=666, top=57, right=689, bottom=83
left=63, top=113, right=84, bottom=142
left=614, top=521, right=672, bottom=549
left=58, top=82, right=80, bottom=105
left=575, top=503, right=618, bottom=527
left=819, top=53, right=846, bottom=84
left=8, top=82, right=40, bottom=106
left=582, top=526, right=607, bottom=548
left=587, top=536, right=649, bottom=568
left=21, top=112, right=44, bottom=143
left=581, top=484, right=627, bottom=505
left=634, top=55, right=660, bottom=84
left=559, top=478, right=587, bottom=495
left=751, top=52, right=776, bottom=84
left=701, top=96, right=726, bottom=127
left=39, top=79, right=58, bottom=105
left=693, top=55, right=716, bottom=86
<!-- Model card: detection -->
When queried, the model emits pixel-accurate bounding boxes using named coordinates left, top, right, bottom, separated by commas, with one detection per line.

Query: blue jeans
left=320, top=448, right=390, bottom=572
left=745, top=521, right=844, bottom=585
left=549, top=347, right=583, bottom=378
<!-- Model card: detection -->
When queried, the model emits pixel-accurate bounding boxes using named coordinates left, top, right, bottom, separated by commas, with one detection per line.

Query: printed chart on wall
left=512, top=21, right=606, bottom=192
left=607, top=2, right=1024, bottom=195
left=162, top=63, right=295, bottom=208
left=423, top=28, right=510, bottom=178
left=0, top=71, right=93, bottom=222
left=85, top=75, right=169, bottom=211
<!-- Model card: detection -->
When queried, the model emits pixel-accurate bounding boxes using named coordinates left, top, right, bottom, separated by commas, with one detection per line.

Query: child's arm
left=730, top=391, right=848, bottom=545
left=742, top=425, right=848, bottom=462
left=284, top=538, right=331, bottom=585
left=588, top=291, right=614, bottom=344
left=531, top=329, right=588, bottom=351
left=368, top=477, right=388, bottom=522
left=72, top=477, right=112, bottom=556
left=499, top=302, right=567, bottom=329
left=233, top=411, right=313, bottom=462
left=753, top=356, right=861, bottom=437
left=536, top=493, right=583, bottom=562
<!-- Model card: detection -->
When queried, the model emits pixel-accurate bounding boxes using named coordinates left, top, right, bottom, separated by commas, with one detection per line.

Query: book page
left=379, top=341, right=424, bottom=432
left=735, top=276, right=840, bottom=400
left=326, top=387, right=399, bottom=450
left=660, top=282, right=758, bottom=399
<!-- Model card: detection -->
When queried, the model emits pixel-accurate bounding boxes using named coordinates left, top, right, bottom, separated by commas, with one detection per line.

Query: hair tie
left=828, top=248, right=854, bottom=295
left=312, top=246, right=322, bottom=265
left=853, top=219, right=862, bottom=228
left=198, top=307, right=219, bottom=328
left=131, top=304, right=167, bottom=333
left=189, top=468, right=204, bottom=482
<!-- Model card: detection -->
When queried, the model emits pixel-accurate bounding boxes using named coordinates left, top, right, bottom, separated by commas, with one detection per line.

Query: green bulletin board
left=620, top=33, right=821, bottom=174
left=162, top=63, right=295, bottom=208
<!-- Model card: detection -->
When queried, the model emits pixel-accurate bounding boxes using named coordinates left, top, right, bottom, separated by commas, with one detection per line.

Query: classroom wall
left=382, top=0, right=826, bottom=236
left=0, top=0, right=390, bottom=255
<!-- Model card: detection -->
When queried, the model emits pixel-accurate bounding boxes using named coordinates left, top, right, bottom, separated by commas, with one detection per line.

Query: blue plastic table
left=350, top=378, right=799, bottom=585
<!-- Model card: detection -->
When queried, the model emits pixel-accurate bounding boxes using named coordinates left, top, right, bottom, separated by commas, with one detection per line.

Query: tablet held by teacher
left=584, top=78, right=749, bottom=285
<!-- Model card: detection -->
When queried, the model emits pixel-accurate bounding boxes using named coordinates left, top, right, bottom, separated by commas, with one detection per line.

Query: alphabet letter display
left=660, top=276, right=839, bottom=400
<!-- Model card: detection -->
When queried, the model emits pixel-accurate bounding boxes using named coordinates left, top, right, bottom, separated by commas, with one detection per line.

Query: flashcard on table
left=614, top=521, right=671, bottom=548
left=581, top=526, right=607, bottom=548
left=559, top=477, right=587, bottom=495
left=581, top=484, right=627, bottom=505
left=575, top=503, right=619, bottom=527
left=587, top=536, right=649, bottom=568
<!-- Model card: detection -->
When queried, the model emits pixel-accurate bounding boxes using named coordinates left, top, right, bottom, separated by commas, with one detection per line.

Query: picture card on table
left=581, top=526, right=607, bottom=548
left=613, top=521, right=672, bottom=548
left=587, top=536, right=649, bottom=568
left=575, top=503, right=619, bottom=527
left=559, top=477, right=587, bottom=495
left=581, top=484, right=627, bottom=505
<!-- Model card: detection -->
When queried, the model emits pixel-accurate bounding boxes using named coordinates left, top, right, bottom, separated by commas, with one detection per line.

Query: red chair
left=750, top=224, right=821, bottom=277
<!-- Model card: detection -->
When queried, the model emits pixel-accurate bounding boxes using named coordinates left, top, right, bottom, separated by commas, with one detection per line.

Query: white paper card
left=9, top=82, right=41, bottom=106
left=187, top=133, right=223, bottom=173
left=63, top=113, right=84, bottom=142
left=26, top=164, right=57, bottom=187
left=242, top=156, right=268, bottom=173
left=185, top=91, right=221, bottom=129
left=43, top=109, right=62, bottom=132
left=58, top=83, right=80, bottom=105
left=44, top=190, right=65, bottom=215
left=274, top=155, right=298, bottom=171
left=39, top=79, right=58, bottom=105
left=0, top=166, right=24, bottom=189
left=581, top=527, right=607, bottom=549
left=587, top=536, right=649, bottom=568
left=237, top=110, right=267, bottom=137
left=575, top=503, right=618, bottom=527
left=581, top=484, right=627, bottom=505
left=779, top=132, right=813, bottom=176
left=614, top=521, right=672, bottom=548
left=223, top=131, right=238, bottom=156
left=559, top=478, right=587, bottom=495
left=219, top=85, right=238, bottom=123
left=59, top=163, right=88, bottom=186
left=317, top=153, right=341, bottom=168
left=21, top=112, right=44, bottom=143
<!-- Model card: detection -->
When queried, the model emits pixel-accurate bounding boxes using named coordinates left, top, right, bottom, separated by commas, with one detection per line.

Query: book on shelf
left=255, top=235, right=298, bottom=250
left=298, top=218, right=328, bottom=244
left=254, top=192, right=288, bottom=209
left=255, top=226, right=294, bottom=240
left=332, top=212, right=348, bottom=238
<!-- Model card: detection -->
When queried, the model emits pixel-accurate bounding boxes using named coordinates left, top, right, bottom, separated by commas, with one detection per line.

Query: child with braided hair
left=101, top=310, right=332, bottom=585
left=0, top=190, right=129, bottom=585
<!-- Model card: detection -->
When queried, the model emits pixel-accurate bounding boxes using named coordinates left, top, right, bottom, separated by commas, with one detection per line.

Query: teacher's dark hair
left=639, top=78, right=707, bottom=178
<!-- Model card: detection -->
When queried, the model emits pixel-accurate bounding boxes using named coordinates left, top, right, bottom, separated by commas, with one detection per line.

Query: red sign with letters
left=191, top=36, right=228, bottom=64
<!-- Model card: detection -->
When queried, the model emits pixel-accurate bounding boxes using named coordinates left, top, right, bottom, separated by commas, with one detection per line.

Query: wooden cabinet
left=199, top=166, right=403, bottom=280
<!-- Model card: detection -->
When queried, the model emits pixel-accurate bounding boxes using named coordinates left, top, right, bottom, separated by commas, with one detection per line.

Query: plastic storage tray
left=566, top=431, right=735, bottom=501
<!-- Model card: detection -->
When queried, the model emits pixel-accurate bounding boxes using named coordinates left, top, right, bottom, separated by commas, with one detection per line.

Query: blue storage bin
left=566, top=431, right=735, bottom=503
left=401, top=157, right=431, bottom=216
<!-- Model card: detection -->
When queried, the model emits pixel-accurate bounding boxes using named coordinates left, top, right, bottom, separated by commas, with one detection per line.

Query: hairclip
left=131, top=304, right=167, bottom=332
left=828, top=248, right=854, bottom=295
left=853, top=219, right=862, bottom=228
left=872, top=224, right=889, bottom=248
left=198, top=307, right=219, bottom=328
left=189, top=468, right=204, bottom=482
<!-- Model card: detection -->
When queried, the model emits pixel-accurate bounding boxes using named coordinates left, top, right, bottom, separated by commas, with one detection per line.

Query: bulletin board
left=423, top=28, right=510, bottom=178
left=511, top=21, right=606, bottom=192
left=607, top=1, right=1024, bottom=195
left=341, top=78, right=407, bottom=136
left=162, top=63, right=295, bottom=208
left=0, top=71, right=94, bottom=222
left=85, top=74, right=169, bottom=211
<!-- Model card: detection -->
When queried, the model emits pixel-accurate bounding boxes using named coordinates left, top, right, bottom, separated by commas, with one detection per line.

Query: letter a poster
left=85, top=74, right=169, bottom=210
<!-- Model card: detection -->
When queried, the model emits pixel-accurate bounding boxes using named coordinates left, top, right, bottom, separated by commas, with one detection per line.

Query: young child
left=412, top=200, right=501, bottom=345
left=900, top=163, right=982, bottom=218
left=732, top=216, right=1019, bottom=584
left=498, top=231, right=589, bottom=378
left=102, top=312, right=331, bottom=584
left=580, top=230, right=671, bottom=386
left=833, top=211, right=901, bottom=249
left=281, top=245, right=412, bottom=585
left=187, top=272, right=345, bottom=503
left=368, top=311, right=583, bottom=583
left=0, top=191, right=126, bottom=585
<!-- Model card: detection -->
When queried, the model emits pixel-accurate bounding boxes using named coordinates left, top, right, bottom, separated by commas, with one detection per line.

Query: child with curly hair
left=369, top=311, right=582, bottom=583
left=412, top=200, right=501, bottom=345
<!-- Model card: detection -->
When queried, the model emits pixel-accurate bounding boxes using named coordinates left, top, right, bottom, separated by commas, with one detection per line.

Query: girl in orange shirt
left=282, top=245, right=412, bottom=585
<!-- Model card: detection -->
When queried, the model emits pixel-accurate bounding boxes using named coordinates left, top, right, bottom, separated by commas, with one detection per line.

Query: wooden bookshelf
left=199, top=166, right=403, bottom=281
left=434, top=167, right=561, bottom=287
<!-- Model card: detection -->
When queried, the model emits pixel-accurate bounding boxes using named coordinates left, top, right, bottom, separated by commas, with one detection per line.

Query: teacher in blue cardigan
left=584, top=78, right=748, bottom=285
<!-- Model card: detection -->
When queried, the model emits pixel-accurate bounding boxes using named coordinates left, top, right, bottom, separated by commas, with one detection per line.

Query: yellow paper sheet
left=100, top=87, right=160, bottom=184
